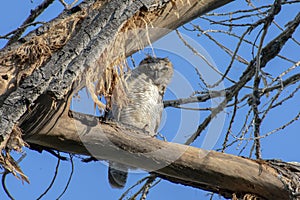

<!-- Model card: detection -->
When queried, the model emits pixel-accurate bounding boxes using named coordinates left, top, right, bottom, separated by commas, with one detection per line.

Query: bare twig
left=2, top=171, right=15, bottom=200
left=194, top=24, right=249, bottom=66
left=190, top=28, right=296, bottom=64
left=238, top=138, right=250, bottom=156
left=261, top=111, right=299, bottom=139
left=200, top=16, right=255, bottom=27
left=176, top=30, right=237, bottom=86
left=59, top=0, right=79, bottom=9
left=140, top=176, right=158, bottom=200
left=269, top=84, right=300, bottom=110
left=56, top=154, right=74, bottom=200
left=5, top=0, right=55, bottom=46
left=164, top=90, right=225, bottom=108
left=172, top=105, right=212, bottom=111
left=164, top=72, right=299, bottom=114
left=222, top=94, right=238, bottom=152
left=270, top=61, right=300, bottom=86
left=130, top=176, right=157, bottom=200
left=248, top=0, right=300, bottom=46
left=0, top=151, right=28, bottom=200
left=236, top=108, right=252, bottom=139
left=119, top=176, right=151, bottom=200
left=36, top=153, right=61, bottom=200
left=262, top=73, right=300, bottom=94
left=251, top=76, right=262, bottom=159
left=230, top=111, right=300, bottom=141
left=260, top=88, right=282, bottom=122
left=206, top=5, right=271, bottom=16
left=45, top=149, right=68, bottom=161
left=0, top=22, right=46, bottom=40
left=250, top=0, right=281, bottom=159
left=215, top=11, right=268, bottom=23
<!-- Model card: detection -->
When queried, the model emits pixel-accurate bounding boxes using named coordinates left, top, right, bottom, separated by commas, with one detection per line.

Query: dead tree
left=0, top=0, right=299, bottom=199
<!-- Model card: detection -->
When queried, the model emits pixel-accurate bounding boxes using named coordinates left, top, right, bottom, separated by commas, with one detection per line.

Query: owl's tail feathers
left=108, top=162, right=128, bottom=189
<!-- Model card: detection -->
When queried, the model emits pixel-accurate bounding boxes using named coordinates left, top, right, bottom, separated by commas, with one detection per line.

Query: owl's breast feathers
left=108, top=56, right=173, bottom=188
left=114, top=74, right=163, bottom=134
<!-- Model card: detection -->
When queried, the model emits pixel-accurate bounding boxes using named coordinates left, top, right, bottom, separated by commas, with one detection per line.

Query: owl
left=108, top=56, right=173, bottom=188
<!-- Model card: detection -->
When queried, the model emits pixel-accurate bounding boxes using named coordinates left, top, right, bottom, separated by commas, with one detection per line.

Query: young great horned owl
left=108, top=56, right=173, bottom=188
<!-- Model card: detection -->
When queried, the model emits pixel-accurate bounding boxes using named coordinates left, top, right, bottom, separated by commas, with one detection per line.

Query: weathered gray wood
left=25, top=111, right=292, bottom=200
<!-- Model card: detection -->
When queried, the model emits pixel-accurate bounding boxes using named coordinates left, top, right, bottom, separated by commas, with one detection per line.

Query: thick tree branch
left=164, top=72, right=300, bottom=108
left=24, top=111, right=295, bottom=200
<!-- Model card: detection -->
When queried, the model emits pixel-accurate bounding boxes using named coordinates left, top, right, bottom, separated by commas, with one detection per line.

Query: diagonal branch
left=23, top=111, right=296, bottom=200
left=5, top=0, right=55, bottom=46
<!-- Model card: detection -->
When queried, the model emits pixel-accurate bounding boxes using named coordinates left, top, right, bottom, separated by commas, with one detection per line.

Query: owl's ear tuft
left=139, top=55, right=154, bottom=65
left=162, top=57, right=170, bottom=62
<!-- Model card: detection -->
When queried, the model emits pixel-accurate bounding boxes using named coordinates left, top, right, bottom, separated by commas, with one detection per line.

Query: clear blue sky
left=0, top=1, right=299, bottom=200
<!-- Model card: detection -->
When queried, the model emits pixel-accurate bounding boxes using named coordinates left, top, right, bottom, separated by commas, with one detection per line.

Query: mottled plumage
left=108, top=56, right=173, bottom=188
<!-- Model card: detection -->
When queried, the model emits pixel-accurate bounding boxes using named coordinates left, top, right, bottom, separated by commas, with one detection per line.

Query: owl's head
left=136, top=56, right=173, bottom=88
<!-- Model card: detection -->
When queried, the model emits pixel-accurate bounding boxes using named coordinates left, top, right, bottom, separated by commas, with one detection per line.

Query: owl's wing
left=153, top=98, right=164, bottom=134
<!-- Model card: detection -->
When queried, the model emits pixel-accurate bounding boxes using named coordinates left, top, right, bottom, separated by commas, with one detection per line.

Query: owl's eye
left=162, top=68, right=169, bottom=71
